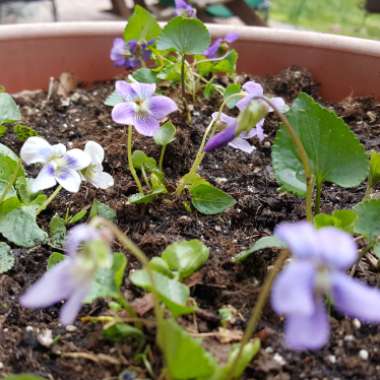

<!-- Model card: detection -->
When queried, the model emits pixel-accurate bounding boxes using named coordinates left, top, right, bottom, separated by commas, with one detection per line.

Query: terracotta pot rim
left=1, top=21, right=380, bottom=58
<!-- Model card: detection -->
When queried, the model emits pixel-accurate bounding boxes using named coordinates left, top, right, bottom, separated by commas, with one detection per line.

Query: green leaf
left=149, top=256, right=174, bottom=277
left=85, top=252, right=127, bottom=303
left=47, top=252, right=65, bottom=269
left=190, top=183, right=236, bottom=215
left=231, top=236, right=287, bottom=263
left=4, top=375, right=47, bottom=380
left=224, top=83, right=241, bottom=109
left=12, top=124, right=38, bottom=142
left=161, top=239, right=209, bottom=280
left=124, top=5, right=161, bottom=42
left=0, top=242, right=14, bottom=273
left=157, top=16, right=210, bottom=54
left=89, top=200, right=116, bottom=222
left=203, top=81, right=216, bottom=99
left=67, top=207, right=88, bottom=225
left=104, top=91, right=124, bottom=107
left=153, top=121, right=176, bottom=146
left=128, top=188, right=166, bottom=205
left=131, top=150, right=157, bottom=171
left=103, top=322, right=144, bottom=342
left=0, top=206, right=47, bottom=247
left=212, top=49, right=238, bottom=74
left=130, top=269, right=193, bottom=316
left=272, top=93, right=368, bottom=196
left=0, top=93, right=21, bottom=122
left=354, top=199, right=380, bottom=241
left=369, top=150, right=380, bottom=188
left=0, top=142, right=19, bottom=161
left=49, top=213, right=66, bottom=248
left=0, top=124, right=7, bottom=137
left=314, top=209, right=358, bottom=233
left=132, top=68, right=157, bottom=83
left=157, top=319, right=218, bottom=379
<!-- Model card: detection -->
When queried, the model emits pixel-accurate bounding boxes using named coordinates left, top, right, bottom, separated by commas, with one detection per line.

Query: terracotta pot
left=1, top=22, right=380, bottom=101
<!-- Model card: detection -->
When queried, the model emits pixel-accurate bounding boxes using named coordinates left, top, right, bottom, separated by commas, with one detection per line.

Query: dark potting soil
left=1, top=66, right=380, bottom=380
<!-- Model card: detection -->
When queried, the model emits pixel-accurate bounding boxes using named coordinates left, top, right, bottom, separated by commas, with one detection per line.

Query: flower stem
left=181, top=54, right=186, bottom=106
left=314, top=178, right=323, bottom=215
left=159, top=145, right=167, bottom=172
left=0, top=159, right=21, bottom=204
left=127, top=125, right=144, bottom=194
left=36, top=185, right=62, bottom=216
left=226, top=250, right=289, bottom=379
left=254, top=96, right=314, bottom=222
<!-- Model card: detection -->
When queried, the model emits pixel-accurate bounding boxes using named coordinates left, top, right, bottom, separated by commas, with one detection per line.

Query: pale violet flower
left=271, top=221, right=380, bottom=351
left=111, top=81, right=178, bottom=136
left=204, top=113, right=263, bottom=153
left=20, top=224, right=112, bottom=325
left=204, top=33, right=238, bottom=59
left=81, top=141, right=114, bottom=189
left=175, top=0, right=196, bottom=17
left=20, top=137, right=91, bottom=193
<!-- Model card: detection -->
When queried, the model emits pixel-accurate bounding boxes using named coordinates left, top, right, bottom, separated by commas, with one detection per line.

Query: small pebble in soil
left=264, top=346, right=274, bottom=353
left=0, top=362, right=4, bottom=370
left=327, top=355, right=337, bottom=364
left=344, top=334, right=355, bottom=342
left=214, top=225, right=222, bottom=232
left=359, top=349, right=369, bottom=360
left=215, top=177, right=227, bottom=185
left=37, top=329, right=54, bottom=348
left=26, top=325, right=34, bottom=332
left=353, top=319, right=361, bottom=329
left=65, top=325, right=77, bottom=332
left=273, top=353, right=286, bottom=366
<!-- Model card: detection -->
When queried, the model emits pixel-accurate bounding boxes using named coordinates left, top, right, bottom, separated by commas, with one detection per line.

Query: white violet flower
left=81, top=141, right=114, bottom=189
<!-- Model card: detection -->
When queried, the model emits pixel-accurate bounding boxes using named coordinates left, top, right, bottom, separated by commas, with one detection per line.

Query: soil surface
left=1, top=67, right=380, bottom=380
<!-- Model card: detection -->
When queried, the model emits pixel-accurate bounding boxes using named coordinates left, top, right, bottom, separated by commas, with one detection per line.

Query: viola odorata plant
left=203, top=32, right=239, bottom=59
left=21, top=224, right=113, bottom=325
left=272, top=221, right=380, bottom=350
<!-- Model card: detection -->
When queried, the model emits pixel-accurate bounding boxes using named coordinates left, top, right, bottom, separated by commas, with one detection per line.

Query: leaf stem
left=254, top=96, right=314, bottom=222
left=314, top=179, right=323, bottom=215
left=36, top=185, right=62, bottom=216
left=159, top=145, right=167, bottom=172
left=226, top=250, right=289, bottom=379
left=127, top=125, right=144, bottom=194
left=181, top=54, right=186, bottom=104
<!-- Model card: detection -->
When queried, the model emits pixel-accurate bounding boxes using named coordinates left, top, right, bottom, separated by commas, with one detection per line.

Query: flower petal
left=284, top=299, right=330, bottom=350
left=110, top=38, right=126, bottom=67
left=64, top=224, right=100, bottom=257
left=271, top=261, right=316, bottom=316
left=204, top=38, right=222, bottom=58
left=274, top=221, right=319, bottom=260
left=331, top=272, right=380, bottom=322
left=236, top=94, right=254, bottom=111
left=147, top=95, right=178, bottom=120
left=20, top=136, right=55, bottom=165
left=228, top=137, right=255, bottom=154
left=112, top=102, right=136, bottom=125
left=30, top=164, right=57, bottom=193
left=84, top=141, right=104, bottom=164
left=268, top=97, right=289, bottom=113
left=57, top=168, right=82, bottom=193
left=59, top=285, right=90, bottom=325
left=89, top=169, right=114, bottom=189
left=241, top=119, right=265, bottom=141
left=65, top=149, right=91, bottom=171
left=317, top=227, right=357, bottom=270
left=225, top=33, right=239, bottom=43
left=213, top=112, right=237, bottom=128
left=133, top=112, right=160, bottom=136
left=20, top=260, right=74, bottom=308
left=243, top=81, right=264, bottom=97
left=130, top=82, right=156, bottom=100
left=204, top=125, right=236, bottom=152
left=115, top=81, right=138, bottom=101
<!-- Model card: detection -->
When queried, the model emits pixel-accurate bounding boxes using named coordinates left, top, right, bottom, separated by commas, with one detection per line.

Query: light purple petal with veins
left=267, top=97, right=289, bottom=113
left=275, top=221, right=320, bottom=260
left=133, top=112, right=160, bottom=136
left=237, top=81, right=264, bottom=111
left=130, top=82, right=156, bottom=100
left=271, top=261, right=316, bottom=316
left=228, top=137, right=255, bottom=153
left=20, top=260, right=74, bottom=308
left=112, top=102, right=136, bottom=125
left=317, top=228, right=357, bottom=270
left=64, top=224, right=100, bottom=257
left=110, top=38, right=127, bottom=67
left=331, top=272, right=380, bottom=322
left=115, top=81, right=138, bottom=101
left=30, top=164, right=57, bottom=193
left=147, top=96, right=178, bottom=120
left=60, top=285, right=91, bottom=325
left=203, top=38, right=223, bottom=58
left=284, top=299, right=329, bottom=350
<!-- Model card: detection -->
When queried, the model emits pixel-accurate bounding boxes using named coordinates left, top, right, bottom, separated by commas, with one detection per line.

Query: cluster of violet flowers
left=20, top=136, right=114, bottom=193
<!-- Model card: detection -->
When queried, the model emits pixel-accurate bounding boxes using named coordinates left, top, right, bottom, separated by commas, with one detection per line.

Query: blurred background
left=0, top=0, right=380, bottom=40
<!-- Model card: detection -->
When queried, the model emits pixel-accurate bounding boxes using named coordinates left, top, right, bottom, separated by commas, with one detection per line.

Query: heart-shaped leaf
left=153, top=121, right=176, bottom=146
left=354, top=199, right=380, bottom=242
left=0, top=93, right=21, bottom=122
left=0, top=242, right=14, bottom=273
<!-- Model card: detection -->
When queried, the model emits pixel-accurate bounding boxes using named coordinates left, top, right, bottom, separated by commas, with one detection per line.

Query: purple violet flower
left=175, top=0, right=197, bottom=17
left=271, top=221, right=380, bottom=351
left=111, top=80, right=178, bottom=136
left=204, top=112, right=264, bottom=153
left=110, top=38, right=153, bottom=69
left=236, top=80, right=288, bottom=113
left=204, top=33, right=238, bottom=58
left=20, top=224, right=112, bottom=325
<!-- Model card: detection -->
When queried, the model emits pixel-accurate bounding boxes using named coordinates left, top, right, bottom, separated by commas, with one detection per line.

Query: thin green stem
left=314, top=179, right=323, bottom=215
left=159, top=145, right=167, bottom=172
left=141, top=166, right=151, bottom=189
left=181, top=54, right=186, bottom=103
left=0, top=159, right=21, bottom=204
left=36, top=185, right=62, bottom=215
left=127, top=125, right=144, bottom=194
left=227, top=250, right=289, bottom=379
left=254, top=96, right=314, bottom=222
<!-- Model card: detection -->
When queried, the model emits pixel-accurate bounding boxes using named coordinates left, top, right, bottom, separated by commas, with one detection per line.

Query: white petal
left=20, top=136, right=54, bottom=165
left=57, top=169, right=82, bottom=192
left=30, top=164, right=57, bottom=192
left=51, top=143, right=67, bottom=157
left=84, top=141, right=104, bottom=164
left=228, top=137, right=255, bottom=154
left=65, top=149, right=91, bottom=171
left=89, top=170, right=114, bottom=189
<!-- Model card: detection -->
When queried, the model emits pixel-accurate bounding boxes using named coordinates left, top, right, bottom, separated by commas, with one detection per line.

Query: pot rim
left=1, top=21, right=380, bottom=58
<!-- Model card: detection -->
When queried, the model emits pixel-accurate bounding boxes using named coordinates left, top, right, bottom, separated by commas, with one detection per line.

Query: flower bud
left=237, top=101, right=268, bottom=134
